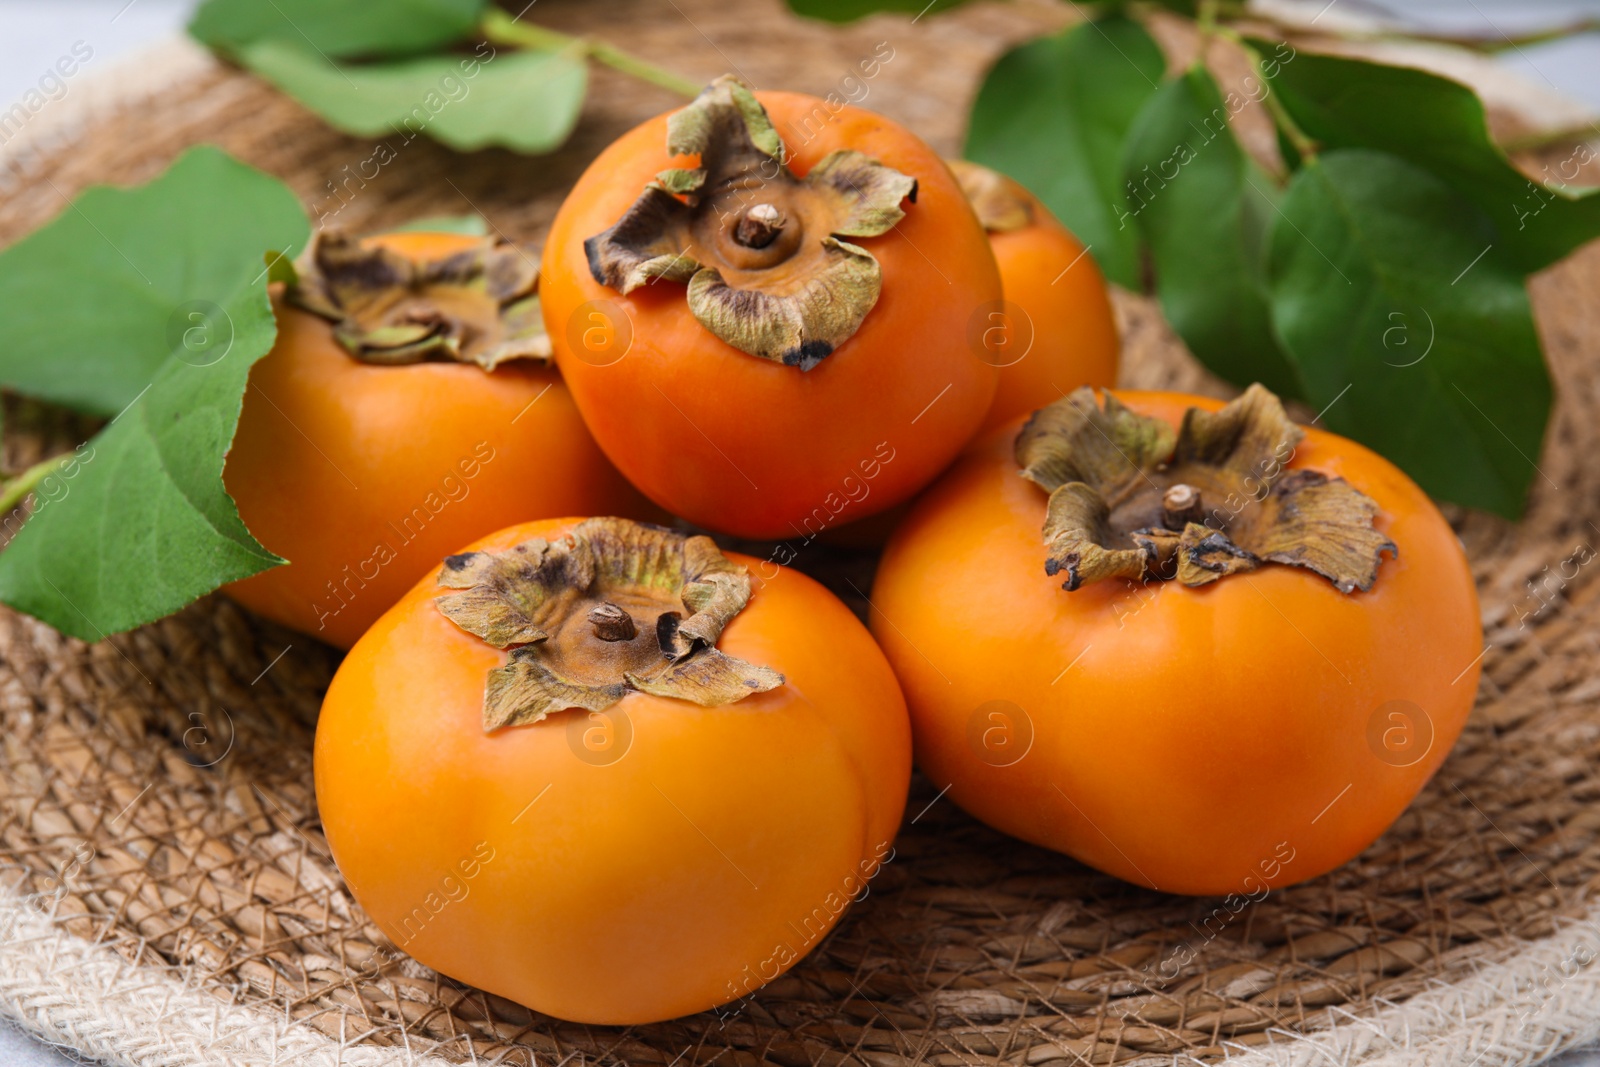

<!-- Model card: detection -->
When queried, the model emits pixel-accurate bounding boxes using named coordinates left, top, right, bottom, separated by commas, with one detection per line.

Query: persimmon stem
left=480, top=10, right=701, bottom=98
left=585, top=75, right=914, bottom=369
left=290, top=232, right=549, bottom=370
left=589, top=602, right=637, bottom=642
left=0, top=454, right=69, bottom=517
left=735, top=204, right=785, bottom=248
left=1018, top=385, right=1395, bottom=594
left=1163, top=484, right=1202, bottom=530
left=435, top=519, right=783, bottom=729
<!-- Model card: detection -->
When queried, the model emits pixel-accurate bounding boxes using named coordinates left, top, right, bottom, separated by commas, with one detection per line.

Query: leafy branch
left=477, top=9, right=700, bottom=97
left=793, top=0, right=1597, bottom=519
left=0, top=147, right=306, bottom=639
left=0, top=456, right=67, bottom=517
left=1218, top=4, right=1600, bottom=56
left=0, top=148, right=502, bottom=641
left=189, top=0, right=699, bottom=154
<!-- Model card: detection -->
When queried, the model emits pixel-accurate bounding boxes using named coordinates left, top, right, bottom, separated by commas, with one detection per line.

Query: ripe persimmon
left=541, top=76, right=1001, bottom=539
left=948, top=160, right=1119, bottom=436
left=222, top=230, right=645, bottom=648
left=871, top=386, right=1481, bottom=895
left=316, top=517, right=911, bottom=1024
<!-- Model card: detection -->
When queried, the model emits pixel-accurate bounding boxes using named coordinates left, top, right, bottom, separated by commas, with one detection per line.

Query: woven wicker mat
left=4, top=2, right=1600, bottom=1065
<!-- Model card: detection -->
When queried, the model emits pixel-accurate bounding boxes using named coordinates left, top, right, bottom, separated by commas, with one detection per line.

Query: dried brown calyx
left=286, top=231, right=548, bottom=370
left=946, top=159, right=1033, bottom=233
left=1016, top=385, right=1396, bottom=593
left=434, top=518, right=785, bottom=730
left=585, top=74, right=918, bottom=370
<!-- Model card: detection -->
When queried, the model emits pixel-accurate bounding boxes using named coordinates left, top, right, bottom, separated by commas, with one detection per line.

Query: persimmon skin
left=222, top=233, right=645, bottom=649
left=980, top=193, right=1119, bottom=436
left=825, top=194, right=1119, bottom=550
left=315, top=518, right=911, bottom=1024
left=542, top=93, right=1001, bottom=539
left=872, top=391, right=1481, bottom=896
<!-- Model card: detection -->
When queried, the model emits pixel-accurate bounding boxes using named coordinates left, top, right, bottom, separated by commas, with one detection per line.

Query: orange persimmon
left=947, top=160, right=1119, bottom=436
left=222, top=230, right=644, bottom=648
left=542, top=76, right=1000, bottom=539
left=871, top=386, right=1480, bottom=895
left=316, top=517, right=911, bottom=1024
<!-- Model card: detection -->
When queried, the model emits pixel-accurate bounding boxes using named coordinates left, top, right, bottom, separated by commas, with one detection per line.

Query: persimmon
left=871, top=386, right=1481, bottom=895
left=947, top=160, right=1119, bottom=436
left=316, top=517, right=910, bottom=1024
left=541, top=76, right=1001, bottom=539
left=222, top=230, right=644, bottom=648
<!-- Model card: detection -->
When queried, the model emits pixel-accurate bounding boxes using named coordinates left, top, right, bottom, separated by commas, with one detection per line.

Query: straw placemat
left=3, top=2, right=1600, bottom=1065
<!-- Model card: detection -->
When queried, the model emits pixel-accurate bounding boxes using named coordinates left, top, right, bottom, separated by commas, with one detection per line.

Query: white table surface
left=4, top=0, right=1600, bottom=1064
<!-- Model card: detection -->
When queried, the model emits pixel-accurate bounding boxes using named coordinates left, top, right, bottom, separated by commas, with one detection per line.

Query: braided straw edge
left=2, top=874, right=1599, bottom=1067
left=0, top=881, right=456, bottom=1066
left=0, top=36, right=215, bottom=189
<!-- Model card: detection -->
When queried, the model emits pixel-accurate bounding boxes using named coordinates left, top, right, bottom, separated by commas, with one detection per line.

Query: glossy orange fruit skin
left=222, top=233, right=645, bottom=649
left=542, top=93, right=1001, bottom=539
left=823, top=191, right=1119, bottom=551
left=979, top=190, right=1119, bottom=436
left=316, top=518, right=912, bottom=1024
left=871, top=391, right=1481, bottom=896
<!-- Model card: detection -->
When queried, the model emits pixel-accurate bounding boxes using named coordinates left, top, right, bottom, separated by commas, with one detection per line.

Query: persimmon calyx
left=1016, top=385, right=1397, bottom=593
left=286, top=231, right=549, bottom=370
left=584, top=74, right=918, bottom=370
left=434, top=517, right=785, bottom=731
left=946, top=159, right=1033, bottom=233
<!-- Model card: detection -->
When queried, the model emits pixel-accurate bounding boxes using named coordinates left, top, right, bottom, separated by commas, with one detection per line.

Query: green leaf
left=238, top=39, right=587, bottom=154
left=190, top=0, right=485, bottom=60
left=784, top=0, right=976, bottom=20
left=1253, top=44, right=1600, bottom=272
left=964, top=16, right=1165, bottom=289
left=0, top=146, right=309, bottom=417
left=1121, top=65, right=1302, bottom=398
left=0, top=146, right=307, bottom=638
left=1266, top=150, right=1551, bottom=518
